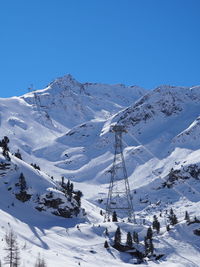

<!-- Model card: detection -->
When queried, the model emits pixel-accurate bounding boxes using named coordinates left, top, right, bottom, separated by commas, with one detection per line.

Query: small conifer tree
left=144, top=236, right=154, bottom=256
left=184, top=211, right=190, bottom=222
left=144, top=236, right=149, bottom=255
left=104, top=240, right=109, bottom=248
left=74, top=190, right=82, bottom=207
left=168, top=208, right=178, bottom=225
left=14, top=150, right=22, bottom=160
left=4, top=229, right=20, bottom=267
left=0, top=136, right=10, bottom=161
left=15, top=173, right=31, bottom=202
left=133, top=231, right=139, bottom=244
left=149, top=239, right=154, bottom=255
left=34, top=254, right=47, bottom=267
left=152, top=215, right=160, bottom=233
left=146, top=227, right=153, bottom=240
left=112, top=211, right=118, bottom=222
left=114, top=226, right=121, bottom=247
left=18, top=173, right=27, bottom=191
left=126, top=232, right=133, bottom=247
left=105, top=228, right=109, bottom=236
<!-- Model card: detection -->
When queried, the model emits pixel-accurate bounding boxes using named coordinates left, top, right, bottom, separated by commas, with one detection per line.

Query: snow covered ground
left=0, top=75, right=200, bottom=266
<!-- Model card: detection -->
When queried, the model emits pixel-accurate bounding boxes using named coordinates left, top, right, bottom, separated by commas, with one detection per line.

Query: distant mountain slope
left=22, top=74, right=145, bottom=130
left=35, top=84, right=200, bottom=184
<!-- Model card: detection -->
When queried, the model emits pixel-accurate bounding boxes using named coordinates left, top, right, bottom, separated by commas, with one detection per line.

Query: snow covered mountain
left=22, top=74, right=145, bottom=130
left=0, top=75, right=200, bottom=266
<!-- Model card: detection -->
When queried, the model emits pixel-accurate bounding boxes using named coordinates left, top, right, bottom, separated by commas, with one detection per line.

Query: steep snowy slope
left=0, top=148, right=85, bottom=219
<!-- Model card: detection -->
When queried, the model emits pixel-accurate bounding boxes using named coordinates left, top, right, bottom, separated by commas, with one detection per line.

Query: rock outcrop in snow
left=0, top=146, right=84, bottom=219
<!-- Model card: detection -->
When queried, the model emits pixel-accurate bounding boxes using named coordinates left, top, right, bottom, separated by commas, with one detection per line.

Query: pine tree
left=66, top=180, right=70, bottom=193
left=69, top=182, right=74, bottom=193
left=152, top=215, right=160, bottom=233
left=146, top=227, right=153, bottom=240
left=126, top=232, right=133, bottom=248
left=14, top=149, right=22, bottom=160
left=4, top=229, right=20, bottom=267
left=114, top=226, right=121, bottom=247
left=74, top=190, right=82, bottom=207
left=0, top=136, right=10, bottom=151
left=172, top=214, right=178, bottom=225
left=15, top=173, right=31, bottom=202
left=184, top=211, right=190, bottom=222
left=0, top=136, right=10, bottom=161
left=104, top=240, right=109, bottom=248
left=31, top=163, right=40, bottom=170
left=149, top=239, right=154, bottom=255
left=61, top=176, right=64, bottom=187
left=18, top=173, right=27, bottom=191
left=144, top=236, right=149, bottom=255
left=133, top=231, right=139, bottom=244
left=112, top=211, right=118, bottom=222
left=105, top=228, right=109, bottom=236
left=13, top=244, right=20, bottom=267
left=169, top=213, right=178, bottom=225
left=34, top=254, right=47, bottom=267
left=169, top=208, right=174, bottom=216
left=168, top=208, right=178, bottom=225
left=144, top=236, right=154, bottom=256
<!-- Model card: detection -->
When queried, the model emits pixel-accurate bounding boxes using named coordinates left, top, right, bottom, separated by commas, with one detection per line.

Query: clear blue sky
left=0, top=0, right=200, bottom=97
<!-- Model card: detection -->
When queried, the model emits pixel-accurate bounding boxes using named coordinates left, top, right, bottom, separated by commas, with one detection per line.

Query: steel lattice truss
left=105, top=125, right=134, bottom=222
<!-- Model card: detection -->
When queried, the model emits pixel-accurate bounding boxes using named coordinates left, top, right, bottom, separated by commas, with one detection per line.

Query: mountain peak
left=47, top=73, right=80, bottom=90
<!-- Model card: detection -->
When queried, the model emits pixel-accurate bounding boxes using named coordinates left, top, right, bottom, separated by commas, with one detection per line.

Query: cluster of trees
left=14, top=150, right=22, bottom=160
left=0, top=136, right=10, bottom=161
left=104, top=209, right=187, bottom=260
left=31, top=163, right=41, bottom=171
left=1, top=229, right=47, bottom=267
left=165, top=208, right=178, bottom=231
left=60, top=177, right=83, bottom=207
left=168, top=208, right=178, bottom=226
left=34, top=254, right=47, bottom=267
left=144, top=227, right=154, bottom=255
left=61, top=177, right=73, bottom=196
left=104, top=224, right=154, bottom=260
left=104, top=209, right=197, bottom=261
left=184, top=211, right=200, bottom=225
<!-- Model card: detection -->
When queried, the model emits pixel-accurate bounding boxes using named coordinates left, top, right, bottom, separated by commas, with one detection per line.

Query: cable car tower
left=105, top=125, right=134, bottom=222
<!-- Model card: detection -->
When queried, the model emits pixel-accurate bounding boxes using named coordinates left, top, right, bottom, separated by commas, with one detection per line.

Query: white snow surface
left=0, top=75, right=200, bottom=266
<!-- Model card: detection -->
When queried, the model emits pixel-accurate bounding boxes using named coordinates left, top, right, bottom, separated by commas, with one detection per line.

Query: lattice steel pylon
left=105, top=125, right=135, bottom=222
